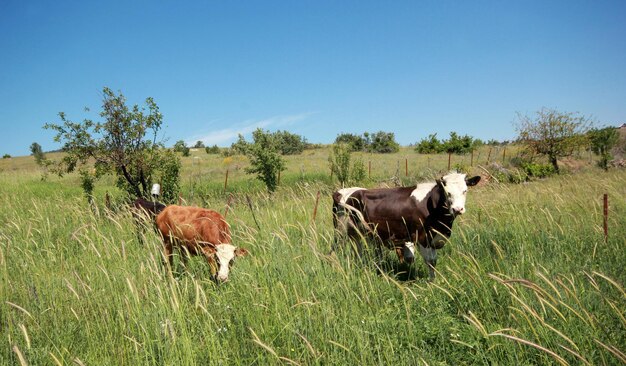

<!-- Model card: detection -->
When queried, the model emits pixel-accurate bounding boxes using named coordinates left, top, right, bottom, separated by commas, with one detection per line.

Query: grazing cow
left=332, top=172, right=480, bottom=280
left=155, top=205, right=248, bottom=282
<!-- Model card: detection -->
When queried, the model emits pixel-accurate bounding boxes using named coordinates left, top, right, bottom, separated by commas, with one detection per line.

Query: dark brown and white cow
left=156, top=205, right=248, bottom=282
left=332, top=172, right=480, bottom=279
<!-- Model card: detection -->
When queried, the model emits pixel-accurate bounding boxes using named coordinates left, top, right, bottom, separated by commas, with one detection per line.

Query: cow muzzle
left=451, top=206, right=465, bottom=215
left=216, top=274, right=229, bottom=283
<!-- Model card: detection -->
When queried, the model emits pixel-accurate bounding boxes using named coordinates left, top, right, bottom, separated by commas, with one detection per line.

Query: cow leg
left=163, top=238, right=174, bottom=271
left=418, top=244, right=437, bottom=281
left=179, top=246, right=190, bottom=269
left=332, top=212, right=351, bottom=254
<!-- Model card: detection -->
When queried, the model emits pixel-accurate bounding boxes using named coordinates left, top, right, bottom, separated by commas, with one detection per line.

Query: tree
left=328, top=143, right=352, bottom=187
left=273, top=130, right=307, bottom=155
left=244, top=128, right=286, bottom=193
left=335, top=133, right=366, bottom=152
left=368, top=131, right=400, bottom=153
left=415, top=134, right=444, bottom=154
left=44, top=87, right=181, bottom=202
left=173, top=140, right=190, bottom=156
left=231, top=134, right=250, bottom=155
left=30, top=142, right=46, bottom=164
left=515, top=108, right=591, bottom=173
left=442, top=132, right=476, bottom=154
left=588, top=127, right=619, bottom=171
left=205, top=145, right=220, bottom=154
left=193, top=140, right=205, bottom=149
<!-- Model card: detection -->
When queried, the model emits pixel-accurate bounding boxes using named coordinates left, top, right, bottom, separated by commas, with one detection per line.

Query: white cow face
left=439, top=173, right=481, bottom=216
left=402, top=242, right=416, bottom=264
left=214, top=244, right=248, bottom=282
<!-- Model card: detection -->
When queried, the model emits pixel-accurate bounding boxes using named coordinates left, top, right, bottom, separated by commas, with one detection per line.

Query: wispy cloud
left=186, top=112, right=314, bottom=146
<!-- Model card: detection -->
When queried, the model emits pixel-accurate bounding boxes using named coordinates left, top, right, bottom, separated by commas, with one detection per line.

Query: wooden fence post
left=502, top=147, right=507, bottom=164
left=224, top=169, right=229, bottom=193
left=405, top=158, right=408, bottom=176
left=368, top=161, right=371, bottom=179
left=178, top=194, right=182, bottom=205
left=312, top=190, right=321, bottom=222
left=486, top=148, right=492, bottom=165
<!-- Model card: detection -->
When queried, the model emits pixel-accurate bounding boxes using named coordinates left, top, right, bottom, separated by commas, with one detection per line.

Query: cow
left=332, top=172, right=480, bottom=280
left=155, top=205, right=248, bottom=282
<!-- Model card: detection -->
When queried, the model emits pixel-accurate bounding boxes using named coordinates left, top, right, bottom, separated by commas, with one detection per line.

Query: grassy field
left=1, top=147, right=625, bottom=365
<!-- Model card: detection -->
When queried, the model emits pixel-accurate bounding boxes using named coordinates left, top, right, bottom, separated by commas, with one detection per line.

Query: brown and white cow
left=332, top=172, right=480, bottom=280
left=155, top=205, right=248, bottom=282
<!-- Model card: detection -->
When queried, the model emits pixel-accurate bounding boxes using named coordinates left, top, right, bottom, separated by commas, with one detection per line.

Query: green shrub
left=205, top=145, right=221, bottom=154
left=522, top=162, right=556, bottom=178
left=244, top=129, right=286, bottom=192
left=328, top=143, right=351, bottom=186
left=158, top=149, right=182, bottom=203
left=351, top=157, right=367, bottom=183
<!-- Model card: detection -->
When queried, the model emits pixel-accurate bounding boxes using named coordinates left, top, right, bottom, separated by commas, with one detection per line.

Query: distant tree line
left=230, top=130, right=309, bottom=156
left=334, top=131, right=400, bottom=153
left=414, top=132, right=484, bottom=154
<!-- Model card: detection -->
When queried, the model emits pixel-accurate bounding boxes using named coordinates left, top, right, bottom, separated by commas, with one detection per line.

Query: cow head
left=395, top=242, right=416, bottom=264
left=204, top=243, right=248, bottom=283
left=436, top=173, right=481, bottom=216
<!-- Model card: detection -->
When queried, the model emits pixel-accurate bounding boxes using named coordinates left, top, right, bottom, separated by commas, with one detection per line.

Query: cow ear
left=466, top=176, right=481, bottom=187
left=436, top=177, right=445, bottom=187
left=235, top=247, right=248, bottom=257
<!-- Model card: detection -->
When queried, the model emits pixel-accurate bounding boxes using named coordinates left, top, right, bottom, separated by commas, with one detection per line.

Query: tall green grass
left=1, top=153, right=624, bottom=365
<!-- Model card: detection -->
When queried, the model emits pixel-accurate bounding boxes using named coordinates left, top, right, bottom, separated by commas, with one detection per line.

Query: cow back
left=156, top=205, right=231, bottom=245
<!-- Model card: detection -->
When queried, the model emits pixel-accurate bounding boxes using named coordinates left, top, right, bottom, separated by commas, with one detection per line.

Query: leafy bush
left=415, top=134, right=444, bottom=154
left=158, top=149, right=182, bottom=203
left=231, top=130, right=307, bottom=156
left=489, top=166, right=528, bottom=184
left=351, top=157, right=367, bottom=183
left=588, top=127, right=619, bottom=171
left=273, top=130, right=308, bottom=155
left=443, top=132, right=470, bottom=154
left=328, top=143, right=351, bottom=186
left=415, top=132, right=480, bottom=154
left=244, top=129, right=286, bottom=192
left=369, top=131, right=400, bottom=153
left=221, top=148, right=237, bottom=157
left=2, top=154, right=10, bottom=159
left=334, top=133, right=366, bottom=152
left=231, top=134, right=250, bottom=155
left=522, top=162, right=556, bottom=178
left=335, top=131, right=400, bottom=153
left=30, top=142, right=46, bottom=164
left=205, top=145, right=221, bottom=154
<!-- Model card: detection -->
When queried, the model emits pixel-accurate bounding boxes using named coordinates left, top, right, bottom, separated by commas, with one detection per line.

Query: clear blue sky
left=1, top=0, right=625, bottom=156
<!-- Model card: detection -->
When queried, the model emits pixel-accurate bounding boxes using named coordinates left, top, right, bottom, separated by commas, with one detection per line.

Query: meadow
left=1, top=146, right=625, bottom=365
